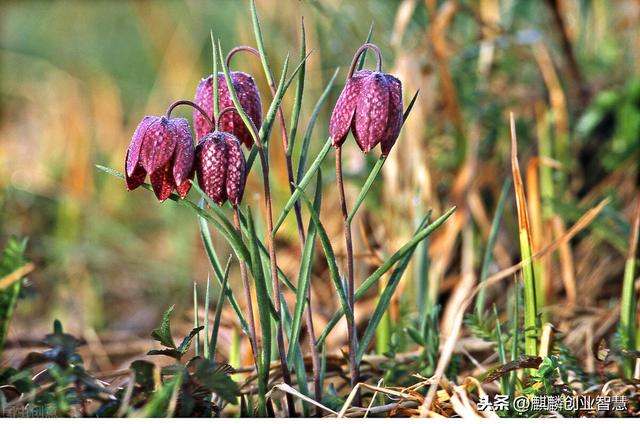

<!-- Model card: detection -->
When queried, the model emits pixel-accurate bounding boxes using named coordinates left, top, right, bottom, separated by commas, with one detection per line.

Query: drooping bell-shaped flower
left=195, top=131, right=247, bottom=206
left=125, top=116, right=194, bottom=201
left=329, top=44, right=403, bottom=156
left=193, top=73, right=262, bottom=148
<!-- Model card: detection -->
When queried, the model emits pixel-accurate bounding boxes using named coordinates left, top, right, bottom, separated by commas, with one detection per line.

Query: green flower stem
left=335, top=146, right=360, bottom=405
left=233, top=205, right=260, bottom=370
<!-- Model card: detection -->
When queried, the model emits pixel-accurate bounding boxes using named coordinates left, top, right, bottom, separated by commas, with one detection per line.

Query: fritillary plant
left=98, top=0, right=454, bottom=417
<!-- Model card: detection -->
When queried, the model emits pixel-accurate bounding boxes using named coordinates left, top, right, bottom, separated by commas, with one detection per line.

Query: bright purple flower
left=195, top=131, right=246, bottom=206
left=329, top=59, right=403, bottom=155
left=125, top=116, right=194, bottom=201
left=193, top=73, right=262, bottom=148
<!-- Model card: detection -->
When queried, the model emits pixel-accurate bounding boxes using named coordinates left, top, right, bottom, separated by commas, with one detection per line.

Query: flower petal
left=194, top=76, right=215, bottom=141
left=125, top=150, right=147, bottom=191
left=150, top=163, right=176, bottom=202
left=170, top=118, right=195, bottom=186
left=218, top=72, right=261, bottom=148
left=224, top=134, right=247, bottom=206
left=195, top=132, right=228, bottom=205
left=329, top=73, right=364, bottom=148
left=353, top=72, right=389, bottom=153
left=126, top=116, right=156, bottom=177
left=140, top=117, right=177, bottom=175
left=380, top=74, right=403, bottom=156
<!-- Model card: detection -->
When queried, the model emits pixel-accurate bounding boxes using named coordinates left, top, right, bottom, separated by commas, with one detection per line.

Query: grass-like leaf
left=296, top=183, right=351, bottom=322
left=209, top=258, right=232, bottom=361
left=245, top=207, right=272, bottom=416
left=475, top=179, right=511, bottom=320
left=355, top=212, right=432, bottom=362
left=296, top=67, right=339, bottom=183
left=0, top=236, right=28, bottom=355
left=287, top=18, right=306, bottom=156
left=199, top=210, right=250, bottom=338
left=316, top=206, right=456, bottom=347
left=346, top=90, right=420, bottom=224
left=96, top=165, right=251, bottom=263
left=275, top=138, right=332, bottom=233
left=286, top=172, right=322, bottom=364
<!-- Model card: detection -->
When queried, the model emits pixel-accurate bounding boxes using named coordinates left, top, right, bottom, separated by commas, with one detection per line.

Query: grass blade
left=245, top=206, right=271, bottom=417
left=620, top=198, right=639, bottom=378
left=296, top=68, right=340, bottom=183
left=510, top=113, right=540, bottom=358
left=210, top=258, right=232, bottom=361
left=199, top=209, right=250, bottom=337
left=276, top=138, right=331, bottom=233
left=355, top=212, right=433, bottom=362
left=96, top=165, right=251, bottom=263
left=287, top=18, right=306, bottom=156
left=475, top=178, right=511, bottom=320
left=316, top=206, right=456, bottom=347
left=346, top=90, right=420, bottom=224
left=193, top=282, right=200, bottom=358
left=493, top=304, right=508, bottom=396
left=210, top=31, right=220, bottom=119
left=356, top=22, right=374, bottom=71
left=287, top=172, right=322, bottom=363
left=296, top=186, right=350, bottom=321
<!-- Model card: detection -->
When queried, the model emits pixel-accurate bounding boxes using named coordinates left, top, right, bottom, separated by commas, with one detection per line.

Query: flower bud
left=195, top=131, right=247, bottom=206
left=125, top=116, right=195, bottom=201
left=193, top=73, right=262, bottom=148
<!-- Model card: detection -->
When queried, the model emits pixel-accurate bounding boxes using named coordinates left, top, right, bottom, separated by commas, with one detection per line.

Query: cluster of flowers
left=124, top=42, right=403, bottom=205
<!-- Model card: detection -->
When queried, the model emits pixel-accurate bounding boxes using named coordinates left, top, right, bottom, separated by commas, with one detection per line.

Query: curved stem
left=166, top=100, right=215, bottom=129
left=229, top=45, right=320, bottom=410
left=233, top=205, right=260, bottom=372
left=347, top=43, right=383, bottom=78
left=335, top=146, right=360, bottom=405
left=216, top=106, right=240, bottom=132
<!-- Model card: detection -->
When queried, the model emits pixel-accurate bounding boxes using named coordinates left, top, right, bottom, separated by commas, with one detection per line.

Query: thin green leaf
left=316, top=206, right=456, bottom=347
left=209, top=257, right=232, bottom=361
left=141, top=372, right=182, bottom=418
left=198, top=210, right=250, bottom=337
left=210, top=31, right=220, bottom=119
left=493, top=304, right=509, bottom=396
left=96, top=165, right=251, bottom=263
left=287, top=18, right=306, bottom=156
left=246, top=207, right=272, bottom=402
left=356, top=22, right=374, bottom=71
left=355, top=212, right=432, bottom=362
left=475, top=179, right=511, bottom=320
left=296, top=185, right=351, bottom=323
left=287, top=172, right=322, bottom=364
left=275, top=138, right=332, bottom=233
left=203, top=276, right=211, bottom=359
left=296, top=68, right=340, bottom=183
left=345, top=90, right=420, bottom=225
left=177, top=326, right=204, bottom=355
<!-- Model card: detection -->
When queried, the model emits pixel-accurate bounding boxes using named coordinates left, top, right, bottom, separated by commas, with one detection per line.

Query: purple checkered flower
left=125, top=116, right=194, bottom=201
left=195, top=131, right=247, bottom=206
left=194, top=72, right=262, bottom=148
left=329, top=44, right=403, bottom=155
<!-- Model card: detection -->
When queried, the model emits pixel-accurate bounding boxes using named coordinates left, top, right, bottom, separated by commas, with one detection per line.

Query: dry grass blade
left=0, top=262, right=34, bottom=290
left=268, top=383, right=338, bottom=416
left=420, top=196, right=610, bottom=415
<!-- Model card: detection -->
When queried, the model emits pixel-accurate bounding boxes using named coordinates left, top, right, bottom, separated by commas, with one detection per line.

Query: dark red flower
left=193, top=73, right=262, bottom=148
left=329, top=70, right=403, bottom=155
left=195, top=131, right=246, bottom=206
left=125, top=116, right=194, bottom=201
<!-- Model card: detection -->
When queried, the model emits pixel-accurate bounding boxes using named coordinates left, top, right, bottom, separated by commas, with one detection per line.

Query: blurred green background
left=1, top=0, right=638, bottom=369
